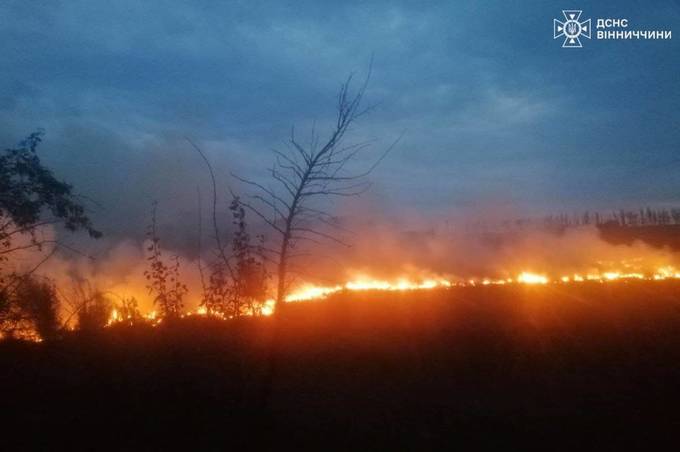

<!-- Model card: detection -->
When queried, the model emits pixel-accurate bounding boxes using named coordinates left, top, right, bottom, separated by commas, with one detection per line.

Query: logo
left=554, top=10, right=591, bottom=48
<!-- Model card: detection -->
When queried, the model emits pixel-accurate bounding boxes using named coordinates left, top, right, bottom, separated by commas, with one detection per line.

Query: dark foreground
left=3, top=282, right=680, bottom=450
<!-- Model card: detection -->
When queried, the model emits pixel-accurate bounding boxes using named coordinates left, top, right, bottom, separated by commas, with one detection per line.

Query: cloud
left=0, top=0, right=678, bottom=250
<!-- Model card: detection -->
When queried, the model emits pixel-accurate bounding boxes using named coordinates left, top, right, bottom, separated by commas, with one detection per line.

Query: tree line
left=544, top=208, right=680, bottom=227
left=463, top=208, right=680, bottom=233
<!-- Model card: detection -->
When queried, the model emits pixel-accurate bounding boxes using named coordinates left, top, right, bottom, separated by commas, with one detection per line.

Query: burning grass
left=97, top=264, right=680, bottom=328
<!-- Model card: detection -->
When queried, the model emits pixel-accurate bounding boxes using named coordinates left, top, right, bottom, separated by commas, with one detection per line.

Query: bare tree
left=188, top=140, right=239, bottom=317
left=234, top=68, right=398, bottom=311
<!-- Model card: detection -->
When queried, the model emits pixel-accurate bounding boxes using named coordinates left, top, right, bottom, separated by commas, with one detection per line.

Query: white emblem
left=554, top=10, right=591, bottom=48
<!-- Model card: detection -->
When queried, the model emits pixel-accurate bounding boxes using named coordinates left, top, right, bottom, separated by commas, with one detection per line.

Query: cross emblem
left=554, top=10, right=591, bottom=48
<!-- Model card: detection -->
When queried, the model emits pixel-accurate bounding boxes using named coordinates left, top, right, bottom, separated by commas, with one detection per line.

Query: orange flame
left=102, top=265, right=680, bottom=326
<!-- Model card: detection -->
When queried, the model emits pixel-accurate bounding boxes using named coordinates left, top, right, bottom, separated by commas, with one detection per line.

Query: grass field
left=3, top=281, right=680, bottom=449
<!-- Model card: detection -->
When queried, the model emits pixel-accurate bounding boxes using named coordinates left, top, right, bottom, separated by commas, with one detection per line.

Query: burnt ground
left=3, top=281, right=680, bottom=450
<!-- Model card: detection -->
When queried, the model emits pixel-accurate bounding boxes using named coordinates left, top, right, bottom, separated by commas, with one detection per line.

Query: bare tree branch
left=229, top=63, right=399, bottom=311
left=186, top=137, right=236, bottom=281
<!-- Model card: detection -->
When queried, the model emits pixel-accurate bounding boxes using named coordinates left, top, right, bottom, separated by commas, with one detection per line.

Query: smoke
left=9, top=212, right=680, bottom=317
left=8, top=230, right=204, bottom=315
left=291, top=216, right=680, bottom=284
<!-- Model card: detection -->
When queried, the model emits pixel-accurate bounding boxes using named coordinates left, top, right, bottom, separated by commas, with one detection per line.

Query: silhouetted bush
left=0, top=275, right=60, bottom=341
left=77, top=291, right=112, bottom=332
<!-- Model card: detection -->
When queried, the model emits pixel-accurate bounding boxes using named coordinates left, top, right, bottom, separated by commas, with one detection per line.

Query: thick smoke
left=300, top=219, right=680, bottom=283
left=11, top=208, right=680, bottom=318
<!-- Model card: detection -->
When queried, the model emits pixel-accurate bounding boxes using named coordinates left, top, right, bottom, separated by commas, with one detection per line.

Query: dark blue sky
left=1, top=0, right=679, bottom=239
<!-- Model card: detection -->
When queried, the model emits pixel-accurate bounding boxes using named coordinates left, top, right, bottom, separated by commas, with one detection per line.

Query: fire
left=284, top=277, right=455, bottom=302
left=285, top=284, right=343, bottom=302
left=282, top=265, right=680, bottom=303
left=655, top=266, right=680, bottom=280
left=102, top=265, right=680, bottom=326
left=516, top=272, right=548, bottom=285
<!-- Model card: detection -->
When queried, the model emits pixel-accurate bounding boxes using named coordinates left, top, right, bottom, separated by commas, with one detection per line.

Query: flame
left=99, top=265, right=680, bottom=327
left=283, top=265, right=680, bottom=303
left=516, top=272, right=548, bottom=285
left=283, top=277, right=456, bottom=303
left=106, top=308, right=120, bottom=326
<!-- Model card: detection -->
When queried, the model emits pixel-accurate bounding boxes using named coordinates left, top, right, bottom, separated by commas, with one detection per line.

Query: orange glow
left=98, top=265, right=680, bottom=326
left=282, top=265, right=680, bottom=304
left=516, top=272, right=549, bottom=285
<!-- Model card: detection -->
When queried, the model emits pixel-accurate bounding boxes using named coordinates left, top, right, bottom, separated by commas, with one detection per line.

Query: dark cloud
left=1, top=0, right=679, bottom=250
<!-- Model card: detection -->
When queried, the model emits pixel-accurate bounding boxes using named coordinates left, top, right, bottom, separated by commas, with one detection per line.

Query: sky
left=1, top=0, right=679, bottom=246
